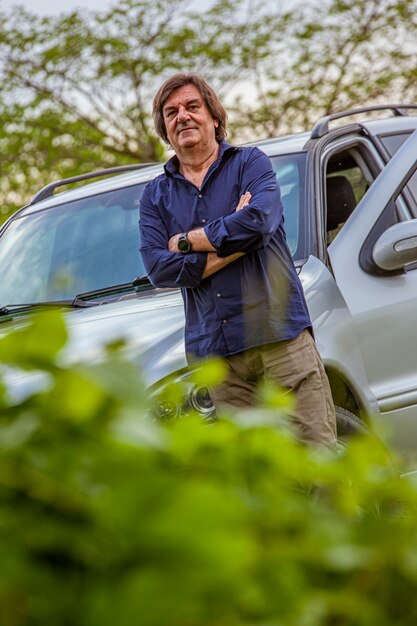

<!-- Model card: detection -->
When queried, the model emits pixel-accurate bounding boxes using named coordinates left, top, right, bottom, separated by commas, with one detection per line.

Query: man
left=139, top=73, right=336, bottom=446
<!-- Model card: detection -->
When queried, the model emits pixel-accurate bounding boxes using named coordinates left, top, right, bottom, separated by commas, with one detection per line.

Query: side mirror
left=373, top=219, right=417, bottom=271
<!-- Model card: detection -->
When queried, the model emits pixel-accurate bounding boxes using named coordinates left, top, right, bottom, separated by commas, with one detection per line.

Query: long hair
left=152, top=73, right=227, bottom=144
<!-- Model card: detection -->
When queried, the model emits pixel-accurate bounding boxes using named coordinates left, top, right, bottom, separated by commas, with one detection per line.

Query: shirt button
left=201, top=218, right=206, bottom=224
left=216, top=293, right=221, bottom=297
left=198, top=194, right=203, bottom=198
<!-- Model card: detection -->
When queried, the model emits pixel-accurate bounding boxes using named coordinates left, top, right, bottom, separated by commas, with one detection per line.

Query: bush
left=1, top=311, right=417, bottom=626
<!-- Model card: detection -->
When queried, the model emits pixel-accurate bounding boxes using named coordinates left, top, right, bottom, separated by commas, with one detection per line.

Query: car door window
left=325, top=149, right=372, bottom=245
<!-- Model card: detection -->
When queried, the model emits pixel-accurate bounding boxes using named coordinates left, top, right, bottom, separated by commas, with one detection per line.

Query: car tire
left=335, top=405, right=367, bottom=439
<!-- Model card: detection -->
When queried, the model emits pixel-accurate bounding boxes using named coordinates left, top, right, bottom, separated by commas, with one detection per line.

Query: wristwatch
left=178, top=232, right=192, bottom=254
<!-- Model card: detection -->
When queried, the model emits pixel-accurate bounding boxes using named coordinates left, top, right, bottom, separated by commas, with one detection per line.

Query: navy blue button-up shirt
left=139, top=140, right=311, bottom=360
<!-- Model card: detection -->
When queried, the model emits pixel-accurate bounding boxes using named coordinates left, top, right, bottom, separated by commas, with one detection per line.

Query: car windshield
left=0, top=152, right=307, bottom=305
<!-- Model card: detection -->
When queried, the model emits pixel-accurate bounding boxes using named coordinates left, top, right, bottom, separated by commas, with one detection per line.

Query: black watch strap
left=178, top=232, right=192, bottom=254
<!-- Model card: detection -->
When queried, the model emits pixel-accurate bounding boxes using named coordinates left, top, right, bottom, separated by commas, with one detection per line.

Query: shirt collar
left=164, top=140, right=239, bottom=177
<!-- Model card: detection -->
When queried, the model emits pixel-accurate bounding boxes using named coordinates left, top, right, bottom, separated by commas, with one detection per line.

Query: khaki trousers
left=210, top=330, right=337, bottom=446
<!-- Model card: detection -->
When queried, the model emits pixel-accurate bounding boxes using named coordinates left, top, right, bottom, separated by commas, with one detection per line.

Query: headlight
left=152, top=398, right=181, bottom=420
left=188, top=384, right=215, bottom=417
left=149, top=373, right=216, bottom=421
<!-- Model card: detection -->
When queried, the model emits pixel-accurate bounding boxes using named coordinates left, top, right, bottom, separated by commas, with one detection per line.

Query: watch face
left=178, top=234, right=191, bottom=253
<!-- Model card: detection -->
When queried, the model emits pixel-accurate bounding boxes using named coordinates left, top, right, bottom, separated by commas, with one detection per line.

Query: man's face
left=162, top=84, right=218, bottom=155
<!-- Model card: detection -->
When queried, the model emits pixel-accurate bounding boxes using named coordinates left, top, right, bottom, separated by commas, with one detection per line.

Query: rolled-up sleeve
left=139, top=186, right=207, bottom=289
left=204, top=148, right=282, bottom=256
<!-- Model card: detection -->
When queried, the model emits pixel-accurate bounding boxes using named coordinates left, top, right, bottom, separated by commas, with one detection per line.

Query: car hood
left=2, top=260, right=321, bottom=401
left=2, top=288, right=188, bottom=399
left=68, top=289, right=188, bottom=384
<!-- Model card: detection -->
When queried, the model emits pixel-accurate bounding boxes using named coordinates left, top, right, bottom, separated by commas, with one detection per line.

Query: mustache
left=177, top=123, right=197, bottom=134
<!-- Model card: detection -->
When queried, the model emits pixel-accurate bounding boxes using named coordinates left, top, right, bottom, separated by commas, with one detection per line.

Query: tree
left=0, top=0, right=286, bottom=219
left=230, top=0, right=417, bottom=140
left=0, top=0, right=416, bottom=221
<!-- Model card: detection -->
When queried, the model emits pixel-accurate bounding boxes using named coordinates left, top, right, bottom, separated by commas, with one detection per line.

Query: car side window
left=325, top=149, right=372, bottom=245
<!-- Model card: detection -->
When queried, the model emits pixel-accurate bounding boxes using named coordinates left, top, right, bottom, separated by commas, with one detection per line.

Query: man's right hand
left=235, top=191, right=251, bottom=211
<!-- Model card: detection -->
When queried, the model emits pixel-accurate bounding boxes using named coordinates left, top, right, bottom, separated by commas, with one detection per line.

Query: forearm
left=204, top=200, right=280, bottom=256
left=202, top=251, right=244, bottom=279
left=140, top=247, right=207, bottom=289
left=168, top=192, right=252, bottom=254
left=187, top=216, right=272, bottom=257
left=187, top=228, right=216, bottom=252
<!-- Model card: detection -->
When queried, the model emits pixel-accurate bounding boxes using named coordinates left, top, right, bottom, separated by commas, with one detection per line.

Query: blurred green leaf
left=1, top=283, right=417, bottom=625
left=0, top=310, right=67, bottom=370
left=188, top=359, right=228, bottom=386
left=38, top=367, right=107, bottom=422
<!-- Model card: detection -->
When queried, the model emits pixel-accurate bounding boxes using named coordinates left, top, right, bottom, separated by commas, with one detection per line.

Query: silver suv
left=2, top=105, right=417, bottom=447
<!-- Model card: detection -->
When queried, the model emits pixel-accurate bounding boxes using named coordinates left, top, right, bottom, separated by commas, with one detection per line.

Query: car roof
left=361, top=115, right=417, bottom=135
left=16, top=163, right=165, bottom=217
left=13, top=114, right=417, bottom=219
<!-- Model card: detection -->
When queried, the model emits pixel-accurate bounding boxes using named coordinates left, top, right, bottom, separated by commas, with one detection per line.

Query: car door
left=327, top=129, right=417, bottom=444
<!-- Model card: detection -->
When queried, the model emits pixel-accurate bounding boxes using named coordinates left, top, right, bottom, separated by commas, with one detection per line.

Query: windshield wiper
left=0, top=299, right=95, bottom=317
left=132, top=275, right=152, bottom=288
left=75, top=277, right=154, bottom=303
left=0, top=278, right=154, bottom=317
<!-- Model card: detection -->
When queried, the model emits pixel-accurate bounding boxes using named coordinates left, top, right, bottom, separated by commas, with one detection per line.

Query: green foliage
left=230, top=0, right=417, bottom=141
left=0, top=310, right=67, bottom=370
left=1, top=310, right=417, bottom=625
left=1, top=0, right=417, bottom=221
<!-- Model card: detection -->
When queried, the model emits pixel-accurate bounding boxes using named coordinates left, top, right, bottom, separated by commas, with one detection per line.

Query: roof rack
left=310, top=104, right=417, bottom=139
left=29, top=162, right=158, bottom=205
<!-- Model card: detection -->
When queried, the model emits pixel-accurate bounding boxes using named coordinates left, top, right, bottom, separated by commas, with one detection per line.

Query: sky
left=11, top=0, right=114, bottom=13
left=9, top=0, right=213, bottom=14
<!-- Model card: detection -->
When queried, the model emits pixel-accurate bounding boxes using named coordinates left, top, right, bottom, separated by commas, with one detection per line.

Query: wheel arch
left=325, top=366, right=367, bottom=421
